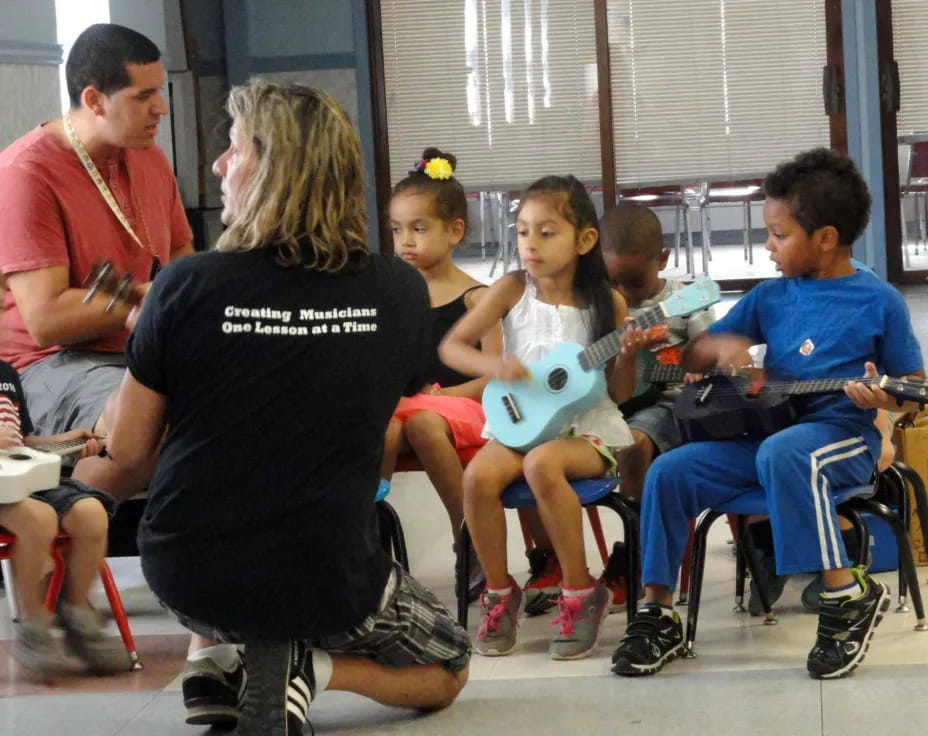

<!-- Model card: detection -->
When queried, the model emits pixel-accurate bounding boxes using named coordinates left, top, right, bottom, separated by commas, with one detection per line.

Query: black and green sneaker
left=611, top=605, right=683, bottom=677
left=802, top=529, right=871, bottom=614
left=806, top=566, right=890, bottom=680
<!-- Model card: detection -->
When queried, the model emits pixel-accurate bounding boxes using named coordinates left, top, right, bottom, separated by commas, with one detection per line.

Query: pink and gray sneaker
left=548, top=582, right=611, bottom=660
left=475, top=580, right=524, bottom=656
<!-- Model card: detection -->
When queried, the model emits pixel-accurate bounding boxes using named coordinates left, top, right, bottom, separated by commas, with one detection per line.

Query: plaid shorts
left=166, top=562, right=471, bottom=672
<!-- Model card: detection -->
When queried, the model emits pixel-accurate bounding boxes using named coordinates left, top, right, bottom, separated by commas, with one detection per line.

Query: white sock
left=487, top=585, right=512, bottom=597
left=311, top=650, right=332, bottom=693
left=562, top=585, right=596, bottom=599
left=822, top=580, right=862, bottom=600
left=188, top=643, right=241, bottom=672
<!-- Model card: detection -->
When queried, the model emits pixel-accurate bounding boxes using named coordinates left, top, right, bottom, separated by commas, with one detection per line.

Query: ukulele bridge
left=501, top=394, right=522, bottom=423
left=696, top=383, right=713, bottom=404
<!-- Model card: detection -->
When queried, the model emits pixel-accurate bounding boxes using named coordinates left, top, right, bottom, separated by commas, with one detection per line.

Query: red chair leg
left=585, top=507, right=610, bottom=567
left=43, top=544, right=67, bottom=613
left=517, top=509, right=535, bottom=552
left=98, top=561, right=141, bottom=670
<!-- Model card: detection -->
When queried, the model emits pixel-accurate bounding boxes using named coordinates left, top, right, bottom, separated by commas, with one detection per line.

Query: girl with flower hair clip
left=381, top=147, right=502, bottom=597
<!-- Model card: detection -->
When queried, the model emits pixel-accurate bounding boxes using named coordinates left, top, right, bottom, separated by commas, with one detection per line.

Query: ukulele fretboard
left=578, top=304, right=668, bottom=371
left=767, top=377, right=878, bottom=396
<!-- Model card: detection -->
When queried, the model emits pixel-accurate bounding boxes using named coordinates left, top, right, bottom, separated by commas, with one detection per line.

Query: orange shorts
left=393, top=392, right=488, bottom=451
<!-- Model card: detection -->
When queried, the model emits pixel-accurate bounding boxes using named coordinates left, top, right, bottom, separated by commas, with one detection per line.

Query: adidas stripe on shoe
left=286, top=641, right=316, bottom=734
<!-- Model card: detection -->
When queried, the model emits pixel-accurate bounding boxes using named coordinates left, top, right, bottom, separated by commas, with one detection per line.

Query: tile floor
left=1, top=256, right=927, bottom=735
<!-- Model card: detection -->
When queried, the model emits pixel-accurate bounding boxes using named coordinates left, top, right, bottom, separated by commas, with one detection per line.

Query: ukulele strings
left=687, top=376, right=885, bottom=397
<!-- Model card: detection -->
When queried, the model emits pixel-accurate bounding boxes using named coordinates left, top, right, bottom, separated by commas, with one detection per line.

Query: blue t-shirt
left=708, top=271, right=923, bottom=450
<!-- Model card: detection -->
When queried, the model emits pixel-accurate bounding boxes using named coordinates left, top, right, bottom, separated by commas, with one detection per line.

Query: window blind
left=381, top=0, right=601, bottom=191
left=893, top=0, right=928, bottom=135
left=608, top=0, right=829, bottom=188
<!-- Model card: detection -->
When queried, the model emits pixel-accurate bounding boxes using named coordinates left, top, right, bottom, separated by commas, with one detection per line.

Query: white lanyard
left=62, top=113, right=158, bottom=266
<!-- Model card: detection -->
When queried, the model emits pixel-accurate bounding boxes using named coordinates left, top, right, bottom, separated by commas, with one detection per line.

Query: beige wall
left=0, top=0, right=61, bottom=150
left=0, top=64, right=60, bottom=149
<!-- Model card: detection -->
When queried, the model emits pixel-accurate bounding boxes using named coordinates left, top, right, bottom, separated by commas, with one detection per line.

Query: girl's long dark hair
left=517, top=175, right=615, bottom=341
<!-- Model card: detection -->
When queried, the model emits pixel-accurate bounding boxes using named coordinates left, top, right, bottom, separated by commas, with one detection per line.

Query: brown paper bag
left=892, top=413, right=928, bottom=566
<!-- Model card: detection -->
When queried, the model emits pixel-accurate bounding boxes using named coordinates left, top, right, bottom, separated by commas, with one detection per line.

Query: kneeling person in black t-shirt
left=106, top=81, right=470, bottom=733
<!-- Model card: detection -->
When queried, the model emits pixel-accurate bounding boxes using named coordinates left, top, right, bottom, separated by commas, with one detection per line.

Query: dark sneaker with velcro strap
left=611, top=605, right=683, bottom=677
left=806, top=566, right=890, bottom=680
left=802, top=530, right=871, bottom=614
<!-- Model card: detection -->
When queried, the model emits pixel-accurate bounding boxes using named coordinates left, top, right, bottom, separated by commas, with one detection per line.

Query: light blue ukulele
left=483, top=276, right=722, bottom=452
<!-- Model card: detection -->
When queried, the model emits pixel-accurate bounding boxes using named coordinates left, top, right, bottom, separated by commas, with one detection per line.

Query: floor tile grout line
left=110, top=688, right=164, bottom=736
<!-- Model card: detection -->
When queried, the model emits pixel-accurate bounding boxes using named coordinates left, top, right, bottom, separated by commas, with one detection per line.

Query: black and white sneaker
left=182, top=650, right=246, bottom=727
left=806, top=567, right=890, bottom=680
left=286, top=641, right=316, bottom=735
left=611, top=605, right=683, bottom=677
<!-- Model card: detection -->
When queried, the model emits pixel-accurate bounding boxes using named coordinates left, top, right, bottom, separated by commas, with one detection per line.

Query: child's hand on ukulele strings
left=844, top=361, right=892, bottom=410
left=620, top=323, right=668, bottom=357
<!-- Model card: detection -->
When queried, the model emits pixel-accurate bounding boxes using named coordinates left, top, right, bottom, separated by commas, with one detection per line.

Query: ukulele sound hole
left=547, top=368, right=568, bottom=392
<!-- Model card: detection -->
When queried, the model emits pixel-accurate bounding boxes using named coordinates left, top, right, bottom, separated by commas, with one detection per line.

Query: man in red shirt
left=0, top=24, right=193, bottom=497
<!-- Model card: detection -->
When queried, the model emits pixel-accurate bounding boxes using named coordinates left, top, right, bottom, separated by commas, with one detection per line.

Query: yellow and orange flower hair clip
left=409, top=156, right=454, bottom=180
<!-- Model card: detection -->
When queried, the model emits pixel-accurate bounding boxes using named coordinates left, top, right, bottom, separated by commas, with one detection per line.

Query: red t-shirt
left=0, top=125, right=193, bottom=370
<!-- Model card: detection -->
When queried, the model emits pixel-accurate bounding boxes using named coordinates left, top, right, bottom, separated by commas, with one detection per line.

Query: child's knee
left=404, top=412, right=450, bottom=449
left=432, top=665, right=469, bottom=710
left=522, top=448, right=563, bottom=490
left=0, top=498, right=58, bottom=541
left=463, top=460, right=503, bottom=500
left=61, top=498, right=109, bottom=541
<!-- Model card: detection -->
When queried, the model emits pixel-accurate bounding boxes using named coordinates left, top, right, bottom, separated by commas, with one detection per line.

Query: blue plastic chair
left=454, top=477, right=641, bottom=627
left=683, top=469, right=928, bottom=657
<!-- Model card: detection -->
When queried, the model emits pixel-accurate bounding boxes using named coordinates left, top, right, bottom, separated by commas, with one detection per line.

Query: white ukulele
left=0, top=436, right=103, bottom=504
left=0, top=447, right=62, bottom=504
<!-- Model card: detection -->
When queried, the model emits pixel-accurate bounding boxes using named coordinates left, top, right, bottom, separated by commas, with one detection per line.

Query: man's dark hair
left=599, top=202, right=664, bottom=258
left=66, top=23, right=161, bottom=108
left=763, top=147, right=871, bottom=245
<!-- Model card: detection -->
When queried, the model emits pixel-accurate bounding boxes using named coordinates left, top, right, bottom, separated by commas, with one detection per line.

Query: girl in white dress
left=441, top=175, right=646, bottom=661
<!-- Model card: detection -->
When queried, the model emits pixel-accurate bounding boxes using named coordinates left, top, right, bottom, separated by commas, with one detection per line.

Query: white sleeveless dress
left=487, top=276, right=634, bottom=449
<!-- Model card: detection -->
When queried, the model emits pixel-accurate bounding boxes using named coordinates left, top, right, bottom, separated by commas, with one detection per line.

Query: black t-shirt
left=126, top=249, right=430, bottom=639
left=0, top=360, right=33, bottom=441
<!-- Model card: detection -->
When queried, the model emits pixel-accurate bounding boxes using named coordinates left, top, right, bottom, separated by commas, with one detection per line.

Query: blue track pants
left=640, top=422, right=876, bottom=590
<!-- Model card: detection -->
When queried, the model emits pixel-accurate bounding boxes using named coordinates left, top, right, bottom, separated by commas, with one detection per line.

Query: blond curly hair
left=215, top=80, right=368, bottom=272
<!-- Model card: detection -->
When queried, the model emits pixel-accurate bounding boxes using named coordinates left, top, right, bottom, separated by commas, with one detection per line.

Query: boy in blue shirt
left=611, top=148, right=925, bottom=680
